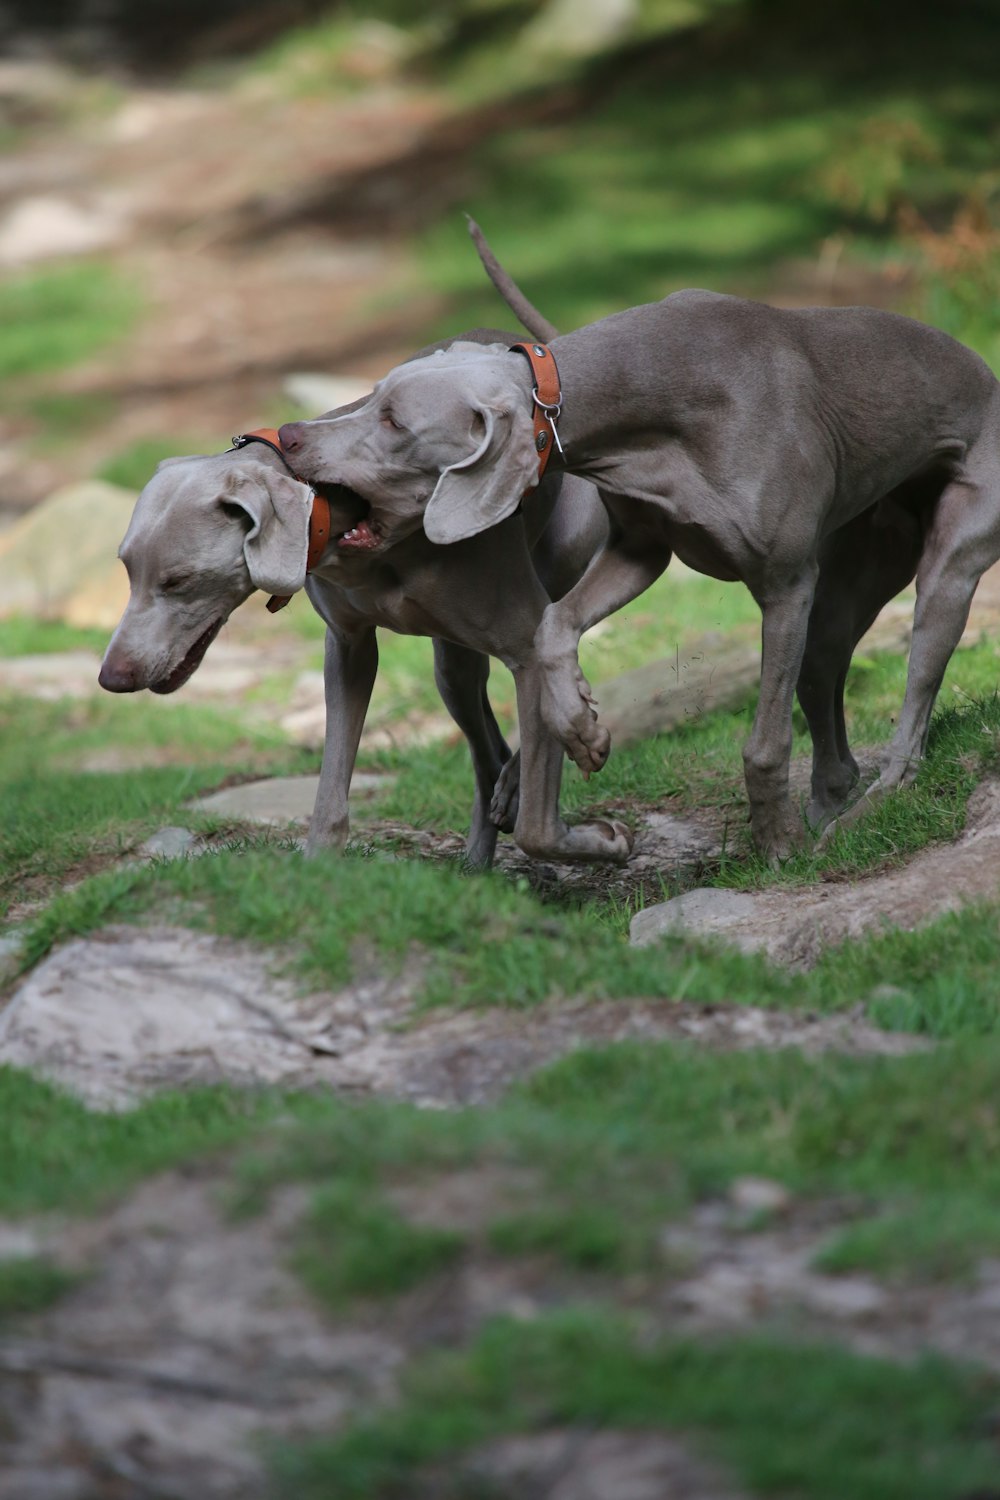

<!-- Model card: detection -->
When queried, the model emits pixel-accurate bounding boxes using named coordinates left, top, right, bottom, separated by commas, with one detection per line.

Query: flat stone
left=188, top=773, right=390, bottom=826
left=630, top=888, right=761, bottom=950
left=0, top=925, right=417, bottom=1109
left=0, top=929, right=923, bottom=1113
left=138, top=826, right=198, bottom=860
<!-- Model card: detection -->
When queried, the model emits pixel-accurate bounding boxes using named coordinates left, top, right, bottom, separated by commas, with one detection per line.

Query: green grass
left=0, top=693, right=314, bottom=922
left=293, top=1184, right=464, bottom=1306
left=0, top=1256, right=79, bottom=1322
left=407, top=6, right=1000, bottom=359
left=0, top=261, right=140, bottom=384
left=13, top=1026, right=1000, bottom=1290
left=15, top=709, right=1000, bottom=1040
left=0, top=1067, right=284, bottom=1215
left=268, top=1313, right=1000, bottom=1500
left=0, top=615, right=112, bottom=657
left=97, top=436, right=220, bottom=492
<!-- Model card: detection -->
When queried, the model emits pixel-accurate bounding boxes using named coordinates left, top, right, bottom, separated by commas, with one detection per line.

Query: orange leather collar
left=509, top=341, right=563, bottom=490
left=230, top=427, right=330, bottom=613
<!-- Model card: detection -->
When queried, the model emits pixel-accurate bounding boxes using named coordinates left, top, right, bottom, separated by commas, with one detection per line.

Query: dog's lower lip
left=150, top=617, right=223, bottom=694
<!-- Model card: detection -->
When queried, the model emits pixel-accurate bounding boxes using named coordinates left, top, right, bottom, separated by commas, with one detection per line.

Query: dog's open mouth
left=150, top=617, right=224, bottom=695
left=336, top=516, right=384, bottom=552
left=312, top=482, right=385, bottom=554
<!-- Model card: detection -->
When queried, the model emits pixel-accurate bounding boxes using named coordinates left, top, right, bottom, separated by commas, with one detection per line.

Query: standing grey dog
left=279, top=292, right=1000, bottom=859
left=100, top=240, right=621, bottom=869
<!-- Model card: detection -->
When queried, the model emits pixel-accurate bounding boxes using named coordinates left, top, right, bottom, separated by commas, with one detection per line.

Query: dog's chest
left=313, top=569, right=445, bottom=638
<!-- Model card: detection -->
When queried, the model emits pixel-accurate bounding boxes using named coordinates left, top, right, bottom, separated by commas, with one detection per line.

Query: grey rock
left=630, top=887, right=761, bottom=950
left=0, top=479, right=136, bottom=628
left=138, top=826, right=198, bottom=860
left=0, top=1224, right=41, bottom=1259
left=0, top=930, right=924, bottom=1113
left=729, top=1176, right=792, bottom=1216
left=189, top=773, right=391, bottom=826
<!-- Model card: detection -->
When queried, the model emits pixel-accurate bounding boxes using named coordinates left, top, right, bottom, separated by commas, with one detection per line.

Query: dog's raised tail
left=466, top=216, right=559, bottom=344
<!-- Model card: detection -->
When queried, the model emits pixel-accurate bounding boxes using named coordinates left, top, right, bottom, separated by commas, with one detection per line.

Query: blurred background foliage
left=2, top=0, right=1000, bottom=502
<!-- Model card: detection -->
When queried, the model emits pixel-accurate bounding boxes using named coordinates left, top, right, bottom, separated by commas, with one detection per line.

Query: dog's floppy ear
left=224, top=467, right=312, bottom=596
left=423, top=403, right=538, bottom=545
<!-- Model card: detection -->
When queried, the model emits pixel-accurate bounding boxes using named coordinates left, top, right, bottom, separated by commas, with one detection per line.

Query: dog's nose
left=98, top=655, right=141, bottom=693
left=278, top=422, right=303, bottom=452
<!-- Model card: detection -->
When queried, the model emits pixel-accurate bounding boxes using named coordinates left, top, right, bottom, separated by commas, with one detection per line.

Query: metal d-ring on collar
left=228, top=427, right=332, bottom=614
left=509, top=341, right=564, bottom=489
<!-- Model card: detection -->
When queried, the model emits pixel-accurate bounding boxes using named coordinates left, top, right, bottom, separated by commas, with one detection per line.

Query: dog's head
left=279, top=344, right=539, bottom=551
left=99, top=449, right=351, bottom=694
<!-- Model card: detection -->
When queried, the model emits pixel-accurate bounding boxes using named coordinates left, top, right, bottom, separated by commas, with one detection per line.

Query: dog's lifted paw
left=490, top=755, right=520, bottom=832
left=567, top=718, right=611, bottom=778
left=540, top=667, right=611, bottom=776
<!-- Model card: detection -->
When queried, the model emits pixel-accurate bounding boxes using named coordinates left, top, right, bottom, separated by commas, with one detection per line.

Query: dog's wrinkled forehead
left=120, top=452, right=251, bottom=566
left=377, top=344, right=519, bottom=422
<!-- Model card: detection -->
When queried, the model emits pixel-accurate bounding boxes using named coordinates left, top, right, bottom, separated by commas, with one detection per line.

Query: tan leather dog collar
left=230, top=427, right=331, bottom=613
left=510, top=341, right=563, bottom=490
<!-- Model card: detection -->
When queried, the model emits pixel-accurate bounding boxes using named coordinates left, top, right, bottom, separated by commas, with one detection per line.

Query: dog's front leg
left=432, top=638, right=512, bottom=869
left=744, top=571, right=818, bottom=862
left=534, top=526, right=671, bottom=776
left=306, top=624, right=378, bottom=856
left=511, top=661, right=632, bottom=864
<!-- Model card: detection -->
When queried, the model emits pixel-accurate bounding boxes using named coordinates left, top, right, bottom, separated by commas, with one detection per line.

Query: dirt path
left=0, top=69, right=451, bottom=513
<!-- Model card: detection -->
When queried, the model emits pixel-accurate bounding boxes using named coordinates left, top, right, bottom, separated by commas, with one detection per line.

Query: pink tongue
left=339, top=519, right=379, bottom=550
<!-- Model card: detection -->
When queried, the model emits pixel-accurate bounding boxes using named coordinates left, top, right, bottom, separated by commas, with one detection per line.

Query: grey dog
left=99, top=247, right=624, bottom=868
left=279, top=291, right=1000, bottom=859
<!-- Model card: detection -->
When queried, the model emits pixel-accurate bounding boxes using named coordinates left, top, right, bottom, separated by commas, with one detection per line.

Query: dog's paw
left=540, top=663, right=610, bottom=775
left=751, top=806, right=806, bottom=865
left=817, top=777, right=893, bottom=846
left=591, top=817, right=634, bottom=864
left=490, top=756, right=520, bottom=832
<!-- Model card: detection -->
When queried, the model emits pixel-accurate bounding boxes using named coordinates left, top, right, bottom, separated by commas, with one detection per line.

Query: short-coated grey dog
left=278, top=291, right=1000, bottom=859
left=99, top=244, right=623, bottom=869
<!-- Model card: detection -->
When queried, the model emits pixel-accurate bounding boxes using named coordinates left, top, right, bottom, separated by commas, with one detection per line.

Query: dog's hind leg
left=307, top=624, right=379, bottom=855
left=829, top=446, right=1000, bottom=832
left=799, top=501, right=924, bottom=827
left=433, top=638, right=512, bottom=868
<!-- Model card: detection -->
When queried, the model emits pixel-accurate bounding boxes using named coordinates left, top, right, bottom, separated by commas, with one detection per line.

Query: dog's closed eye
left=160, top=574, right=191, bottom=594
